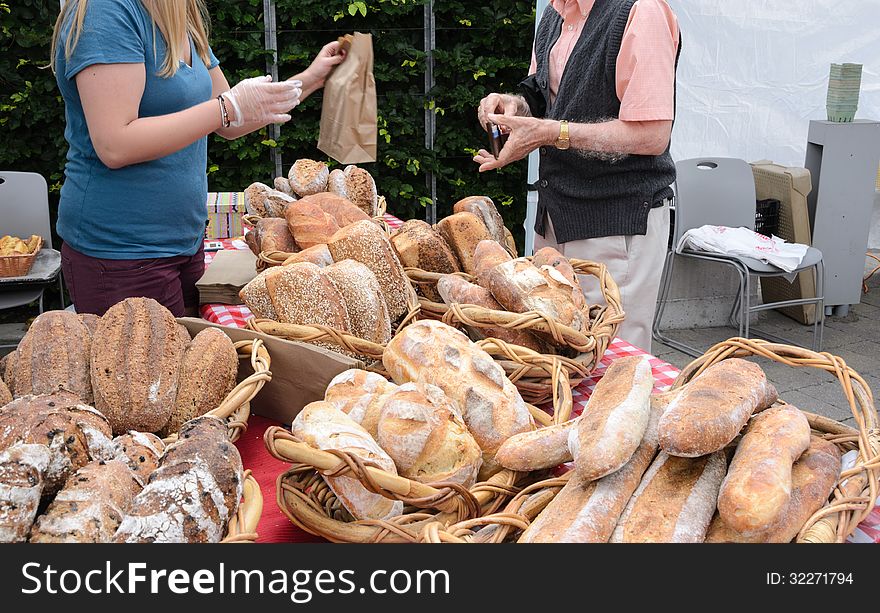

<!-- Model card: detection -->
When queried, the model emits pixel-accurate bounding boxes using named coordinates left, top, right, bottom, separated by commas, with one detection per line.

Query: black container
left=755, top=198, right=781, bottom=237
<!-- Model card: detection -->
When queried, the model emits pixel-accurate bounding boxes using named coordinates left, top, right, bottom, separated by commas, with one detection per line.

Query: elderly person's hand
left=477, top=93, right=531, bottom=128
left=474, top=113, right=557, bottom=172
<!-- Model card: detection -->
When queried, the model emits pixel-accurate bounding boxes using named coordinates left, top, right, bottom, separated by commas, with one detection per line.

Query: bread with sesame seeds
left=264, top=262, right=351, bottom=333
left=281, top=244, right=333, bottom=268
left=328, top=165, right=379, bottom=217
left=239, top=266, right=285, bottom=320
left=0, top=379, right=10, bottom=407
left=325, top=260, right=392, bottom=345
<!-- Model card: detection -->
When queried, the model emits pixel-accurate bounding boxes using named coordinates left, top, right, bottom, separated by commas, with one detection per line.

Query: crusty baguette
left=659, top=358, right=778, bottom=457
left=519, top=393, right=668, bottom=543
left=717, top=405, right=811, bottom=535
left=292, top=401, right=403, bottom=520
left=568, top=356, right=653, bottom=481
left=706, top=436, right=841, bottom=543
left=324, top=369, right=398, bottom=437
left=611, top=451, right=727, bottom=543
left=383, top=320, right=533, bottom=479
left=0, top=444, right=51, bottom=543
left=494, top=417, right=578, bottom=472
left=436, top=212, right=494, bottom=275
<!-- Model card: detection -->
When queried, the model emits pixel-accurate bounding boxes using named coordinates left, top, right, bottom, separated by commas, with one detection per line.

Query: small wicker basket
left=0, top=235, right=42, bottom=278
left=265, top=338, right=879, bottom=544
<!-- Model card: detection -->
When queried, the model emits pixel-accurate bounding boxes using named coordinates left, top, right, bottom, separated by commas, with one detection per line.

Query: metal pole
left=524, top=0, right=550, bottom=255
left=423, top=1, right=437, bottom=224
left=263, top=0, right=283, bottom=178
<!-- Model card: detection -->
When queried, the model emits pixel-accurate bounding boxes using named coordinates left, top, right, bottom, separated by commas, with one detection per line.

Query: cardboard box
left=206, top=192, right=246, bottom=239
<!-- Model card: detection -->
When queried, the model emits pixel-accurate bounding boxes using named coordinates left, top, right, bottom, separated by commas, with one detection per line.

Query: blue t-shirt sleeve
left=207, top=45, right=220, bottom=70
left=63, top=0, right=145, bottom=81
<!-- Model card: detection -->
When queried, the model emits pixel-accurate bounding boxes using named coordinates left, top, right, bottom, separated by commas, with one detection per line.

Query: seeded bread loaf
left=282, top=244, right=334, bottom=268
left=383, top=320, right=534, bottom=478
left=0, top=444, right=51, bottom=542
left=79, top=313, right=101, bottom=337
left=610, top=451, right=727, bottom=543
left=658, top=358, right=779, bottom=458
left=239, top=266, right=285, bottom=320
left=112, top=431, right=165, bottom=481
left=0, top=351, right=14, bottom=390
left=160, top=327, right=238, bottom=437
left=328, top=165, right=379, bottom=217
left=285, top=193, right=371, bottom=249
left=436, top=212, right=495, bottom=275
left=452, top=196, right=508, bottom=248
left=717, top=405, right=811, bottom=535
left=328, top=220, right=416, bottom=324
left=376, top=382, right=482, bottom=487
left=288, top=159, right=329, bottom=197
left=292, top=401, right=403, bottom=521
left=13, top=310, right=92, bottom=403
left=265, top=262, right=351, bottom=333
left=323, top=369, right=398, bottom=437
left=29, top=459, right=142, bottom=543
left=90, top=298, right=187, bottom=435
left=114, top=416, right=244, bottom=543
left=390, top=220, right=461, bottom=302
left=0, top=379, right=10, bottom=407
left=325, top=260, right=392, bottom=345
left=473, top=240, right=513, bottom=288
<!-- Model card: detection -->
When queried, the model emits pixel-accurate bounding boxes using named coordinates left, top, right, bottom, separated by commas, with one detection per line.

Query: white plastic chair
left=652, top=158, right=825, bottom=357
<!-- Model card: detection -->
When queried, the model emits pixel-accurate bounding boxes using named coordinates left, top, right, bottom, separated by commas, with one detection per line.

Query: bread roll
left=91, top=297, right=187, bottom=434
left=29, top=460, right=142, bottom=543
left=486, top=258, right=585, bottom=332
left=706, top=437, right=841, bottom=543
left=569, top=356, right=653, bottom=481
left=473, top=239, right=513, bottom=288
left=453, top=196, right=507, bottom=248
left=494, top=417, right=578, bottom=472
left=113, top=431, right=165, bottom=481
left=292, top=401, right=403, bottom=521
left=519, top=393, right=667, bottom=543
left=390, top=220, right=461, bottom=275
left=328, top=165, right=379, bottom=217
left=717, top=405, right=811, bottom=535
left=0, top=444, right=51, bottom=543
left=265, top=262, right=351, bottom=333
left=0, top=390, right=116, bottom=496
left=383, top=320, right=533, bottom=478
left=282, top=244, right=333, bottom=268
left=437, top=275, right=546, bottom=353
left=328, top=220, right=416, bottom=324
left=288, top=159, right=330, bottom=196
left=323, top=369, right=398, bottom=437
left=377, top=382, right=482, bottom=487
left=239, top=266, right=284, bottom=320
left=325, top=260, right=392, bottom=345
left=13, top=310, right=92, bottom=403
left=252, top=218, right=299, bottom=254
left=161, top=327, right=238, bottom=437
left=244, top=182, right=295, bottom=218
left=611, top=451, right=727, bottom=543
left=274, top=176, right=296, bottom=197
left=532, top=247, right=586, bottom=310
left=114, top=416, right=244, bottom=543
left=659, top=358, right=779, bottom=457
left=285, top=193, right=371, bottom=249
left=436, top=212, right=495, bottom=274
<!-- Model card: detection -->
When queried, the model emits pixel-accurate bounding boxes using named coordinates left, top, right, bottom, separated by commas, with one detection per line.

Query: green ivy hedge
left=0, top=0, right=535, bottom=247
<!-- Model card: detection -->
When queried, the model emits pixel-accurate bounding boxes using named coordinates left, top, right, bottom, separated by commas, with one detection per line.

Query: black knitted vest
left=533, top=0, right=679, bottom=243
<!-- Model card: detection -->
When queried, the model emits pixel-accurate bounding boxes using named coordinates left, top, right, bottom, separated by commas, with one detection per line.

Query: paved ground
left=654, top=263, right=880, bottom=428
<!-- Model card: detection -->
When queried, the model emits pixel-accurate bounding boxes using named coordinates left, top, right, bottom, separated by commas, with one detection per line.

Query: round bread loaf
left=325, top=260, right=392, bottom=345
left=328, top=165, right=379, bottom=217
left=273, top=176, right=296, bottom=197
left=14, top=310, right=92, bottom=403
left=160, top=327, right=238, bottom=437
left=453, top=196, right=507, bottom=247
left=282, top=244, right=334, bottom=268
left=113, top=431, right=165, bottom=481
left=90, top=298, right=187, bottom=435
left=389, top=219, right=461, bottom=302
left=244, top=182, right=295, bottom=218
left=377, top=382, right=482, bottom=487
left=328, top=220, right=416, bottom=324
left=288, top=159, right=329, bottom=196
left=324, top=369, right=398, bottom=436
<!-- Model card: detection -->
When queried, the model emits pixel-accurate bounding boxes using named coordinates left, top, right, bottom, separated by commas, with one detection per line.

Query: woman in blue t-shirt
left=50, top=0, right=343, bottom=316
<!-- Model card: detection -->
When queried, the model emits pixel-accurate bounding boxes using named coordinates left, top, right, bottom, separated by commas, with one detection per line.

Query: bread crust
left=436, top=212, right=495, bottom=274
left=325, top=260, right=392, bottom=345
left=288, top=159, right=329, bottom=196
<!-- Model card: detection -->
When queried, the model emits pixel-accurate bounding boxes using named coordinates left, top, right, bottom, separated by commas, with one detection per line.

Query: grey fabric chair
left=652, top=158, right=825, bottom=357
left=0, top=171, right=64, bottom=345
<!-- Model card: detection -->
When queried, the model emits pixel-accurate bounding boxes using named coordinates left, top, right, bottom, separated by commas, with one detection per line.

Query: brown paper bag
left=317, top=32, right=377, bottom=164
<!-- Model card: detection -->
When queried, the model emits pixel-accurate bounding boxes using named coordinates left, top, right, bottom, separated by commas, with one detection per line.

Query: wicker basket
left=264, top=338, right=879, bottom=543
left=0, top=235, right=42, bottom=278
left=406, top=258, right=624, bottom=404
left=160, top=338, right=272, bottom=445
left=221, top=470, right=264, bottom=543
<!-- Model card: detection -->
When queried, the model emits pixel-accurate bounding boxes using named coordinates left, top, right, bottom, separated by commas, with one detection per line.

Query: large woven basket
left=161, top=338, right=272, bottom=445
left=405, top=258, right=624, bottom=405
left=0, top=235, right=41, bottom=278
left=221, top=470, right=264, bottom=543
left=264, top=338, right=879, bottom=543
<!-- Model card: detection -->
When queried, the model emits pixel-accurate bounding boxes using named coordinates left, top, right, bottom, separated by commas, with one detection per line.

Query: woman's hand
left=221, top=75, right=302, bottom=128
left=474, top=113, right=557, bottom=172
left=302, top=41, right=347, bottom=90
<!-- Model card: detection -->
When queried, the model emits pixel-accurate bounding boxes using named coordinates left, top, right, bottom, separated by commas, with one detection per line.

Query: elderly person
left=476, top=0, right=680, bottom=352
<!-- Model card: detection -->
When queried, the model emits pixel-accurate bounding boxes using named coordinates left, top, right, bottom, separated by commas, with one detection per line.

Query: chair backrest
left=0, top=171, right=53, bottom=249
left=672, top=158, right=756, bottom=246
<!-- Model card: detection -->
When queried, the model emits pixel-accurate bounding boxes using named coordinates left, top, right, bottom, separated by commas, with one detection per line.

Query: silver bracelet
left=217, top=94, right=231, bottom=129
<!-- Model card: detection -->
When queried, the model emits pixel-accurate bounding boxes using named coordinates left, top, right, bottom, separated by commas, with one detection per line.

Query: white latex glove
left=221, top=76, right=302, bottom=128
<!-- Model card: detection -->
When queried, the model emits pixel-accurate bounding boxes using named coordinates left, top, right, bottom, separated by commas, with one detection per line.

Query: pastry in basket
left=0, top=444, right=51, bottom=542
left=285, top=192, right=370, bottom=249
left=324, top=369, right=398, bottom=437
left=292, top=401, right=403, bottom=521
left=383, top=320, right=534, bottom=478
left=11, top=310, right=93, bottom=402
left=288, top=159, right=330, bottom=197
left=244, top=182, right=296, bottom=218
left=328, top=165, right=379, bottom=217
left=0, top=234, right=40, bottom=256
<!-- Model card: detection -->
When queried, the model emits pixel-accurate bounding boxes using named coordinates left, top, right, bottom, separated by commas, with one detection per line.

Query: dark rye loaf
left=90, top=298, right=187, bottom=435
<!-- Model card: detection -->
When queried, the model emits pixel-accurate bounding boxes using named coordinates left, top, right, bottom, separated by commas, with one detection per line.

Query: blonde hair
left=51, top=0, right=212, bottom=78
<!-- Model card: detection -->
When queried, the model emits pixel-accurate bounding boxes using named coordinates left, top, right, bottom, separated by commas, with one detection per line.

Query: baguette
left=292, top=401, right=403, bottom=520
left=0, top=444, right=51, bottom=542
left=705, top=437, right=841, bottom=543
left=659, top=358, right=778, bottom=457
left=323, top=369, right=398, bottom=437
left=494, top=418, right=578, bottom=472
left=568, top=355, right=653, bottom=480
left=717, top=405, right=811, bottom=535
left=610, top=451, right=727, bottom=543
left=436, top=212, right=494, bottom=274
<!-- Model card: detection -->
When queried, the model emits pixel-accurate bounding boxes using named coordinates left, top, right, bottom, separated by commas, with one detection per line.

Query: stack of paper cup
left=827, top=63, right=862, bottom=122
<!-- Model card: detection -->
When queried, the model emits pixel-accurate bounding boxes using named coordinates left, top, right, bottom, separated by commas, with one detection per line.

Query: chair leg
left=741, top=269, right=751, bottom=339
left=813, top=259, right=825, bottom=352
left=652, top=250, right=676, bottom=342
left=38, top=290, right=45, bottom=315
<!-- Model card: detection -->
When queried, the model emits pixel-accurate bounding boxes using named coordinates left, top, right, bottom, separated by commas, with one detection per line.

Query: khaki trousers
left=534, top=203, right=671, bottom=353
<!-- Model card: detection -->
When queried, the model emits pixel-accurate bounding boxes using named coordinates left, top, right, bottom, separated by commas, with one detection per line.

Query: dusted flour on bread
left=0, top=444, right=51, bottom=542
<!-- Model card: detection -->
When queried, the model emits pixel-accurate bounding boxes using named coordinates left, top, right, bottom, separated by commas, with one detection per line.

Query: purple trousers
left=61, top=242, right=205, bottom=317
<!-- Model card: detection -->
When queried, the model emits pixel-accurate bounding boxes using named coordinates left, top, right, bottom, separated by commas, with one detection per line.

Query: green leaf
left=261, top=139, right=278, bottom=147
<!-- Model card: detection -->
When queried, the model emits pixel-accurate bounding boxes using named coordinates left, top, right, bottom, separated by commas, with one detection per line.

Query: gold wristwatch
left=555, top=120, right=570, bottom=150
